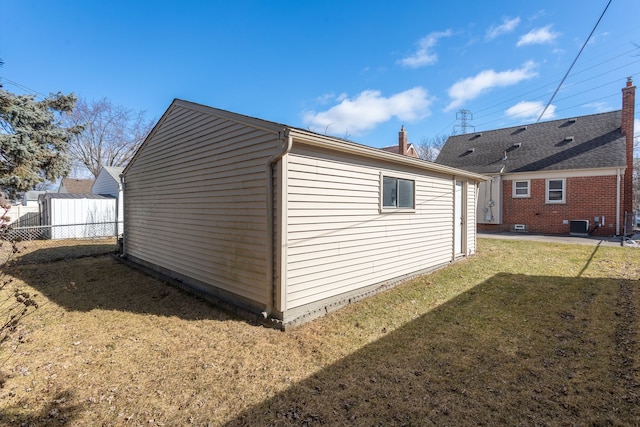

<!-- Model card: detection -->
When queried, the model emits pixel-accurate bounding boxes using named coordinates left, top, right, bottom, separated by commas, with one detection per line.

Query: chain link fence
left=1, top=222, right=120, bottom=265
left=619, top=212, right=640, bottom=248
left=623, top=212, right=639, bottom=237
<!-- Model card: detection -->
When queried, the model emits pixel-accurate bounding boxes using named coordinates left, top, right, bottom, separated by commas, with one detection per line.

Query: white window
left=546, top=179, right=565, bottom=203
left=382, top=176, right=415, bottom=210
left=513, top=180, right=530, bottom=198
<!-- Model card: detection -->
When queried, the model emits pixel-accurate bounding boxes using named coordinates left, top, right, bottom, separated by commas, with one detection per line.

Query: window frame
left=546, top=178, right=566, bottom=204
left=380, top=173, right=416, bottom=213
left=512, top=180, right=530, bottom=198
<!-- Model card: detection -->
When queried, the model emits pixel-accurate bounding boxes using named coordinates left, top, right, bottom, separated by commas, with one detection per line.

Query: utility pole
left=453, top=109, right=475, bottom=135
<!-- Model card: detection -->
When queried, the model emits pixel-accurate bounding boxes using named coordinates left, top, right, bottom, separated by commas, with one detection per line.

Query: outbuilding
left=122, top=100, right=487, bottom=328
left=92, top=166, right=125, bottom=235
left=38, top=193, right=116, bottom=239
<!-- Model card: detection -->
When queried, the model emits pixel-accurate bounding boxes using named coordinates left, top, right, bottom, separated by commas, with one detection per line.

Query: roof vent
left=520, top=126, right=528, bottom=131
left=568, top=118, right=577, bottom=123
left=564, top=136, right=575, bottom=142
left=466, top=147, right=475, bottom=153
left=512, top=142, right=522, bottom=148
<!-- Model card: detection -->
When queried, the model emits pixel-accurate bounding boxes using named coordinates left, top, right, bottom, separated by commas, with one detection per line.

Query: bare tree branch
left=415, top=134, right=449, bottom=161
left=65, top=98, right=154, bottom=177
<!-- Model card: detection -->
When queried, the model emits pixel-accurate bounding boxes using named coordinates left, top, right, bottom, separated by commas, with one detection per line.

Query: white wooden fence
left=5, top=205, right=40, bottom=227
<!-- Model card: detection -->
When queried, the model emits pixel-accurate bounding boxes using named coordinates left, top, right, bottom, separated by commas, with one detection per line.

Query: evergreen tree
left=0, top=89, right=81, bottom=198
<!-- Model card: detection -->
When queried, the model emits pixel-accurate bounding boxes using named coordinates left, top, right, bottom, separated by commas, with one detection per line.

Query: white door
left=454, top=180, right=464, bottom=255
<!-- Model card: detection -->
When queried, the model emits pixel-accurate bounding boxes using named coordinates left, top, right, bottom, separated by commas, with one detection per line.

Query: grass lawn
left=1, top=238, right=639, bottom=426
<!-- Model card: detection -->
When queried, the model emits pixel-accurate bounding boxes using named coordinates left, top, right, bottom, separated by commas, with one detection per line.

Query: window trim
left=380, top=173, right=416, bottom=213
left=512, top=180, right=530, bottom=198
left=546, top=178, right=566, bottom=204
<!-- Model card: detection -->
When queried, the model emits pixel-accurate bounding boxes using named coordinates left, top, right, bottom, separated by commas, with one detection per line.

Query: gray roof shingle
left=40, top=193, right=114, bottom=201
left=435, top=110, right=626, bottom=174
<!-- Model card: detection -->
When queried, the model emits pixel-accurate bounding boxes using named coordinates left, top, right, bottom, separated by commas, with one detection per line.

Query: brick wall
left=621, top=79, right=636, bottom=220
left=497, top=175, right=621, bottom=236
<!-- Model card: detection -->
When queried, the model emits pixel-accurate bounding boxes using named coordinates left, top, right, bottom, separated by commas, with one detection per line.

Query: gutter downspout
left=616, top=168, right=622, bottom=236
left=265, top=130, right=293, bottom=318
left=119, top=173, right=126, bottom=256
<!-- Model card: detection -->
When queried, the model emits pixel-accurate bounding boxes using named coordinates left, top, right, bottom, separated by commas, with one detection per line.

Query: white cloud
left=398, top=30, right=452, bottom=68
left=485, top=17, right=521, bottom=41
left=583, top=102, right=613, bottom=113
left=517, top=25, right=560, bottom=46
left=303, top=87, right=432, bottom=136
left=315, top=93, right=337, bottom=105
left=505, top=101, right=556, bottom=120
left=529, top=10, right=547, bottom=21
left=445, top=61, right=538, bottom=111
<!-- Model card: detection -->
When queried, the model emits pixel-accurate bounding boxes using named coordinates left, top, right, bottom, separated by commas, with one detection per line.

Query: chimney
left=622, top=77, right=636, bottom=219
left=398, top=125, right=408, bottom=155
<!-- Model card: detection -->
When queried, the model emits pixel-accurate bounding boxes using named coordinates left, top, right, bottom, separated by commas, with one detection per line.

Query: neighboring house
left=380, top=126, right=420, bottom=158
left=436, top=78, right=635, bottom=237
left=39, top=193, right=116, bottom=239
left=92, top=166, right=124, bottom=235
left=22, top=190, right=46, bottom=207
left=58, top=178, right=95, bottom=193
left=122, top=99, right=487, bottom=328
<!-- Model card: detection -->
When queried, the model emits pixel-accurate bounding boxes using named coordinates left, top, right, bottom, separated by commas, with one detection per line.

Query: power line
left=0, top=77, right=43, bottom=98
left=472, top=69, right=640, bottom=129
left=436, top=18, right=640, bottom=135
left=437, top=119, right=457, bottom=136
left=473, top=90, right=640, bottom=131
left=536, top=0, right=613, bottom=122
left=472, top=51, right=640, bottom=118
left=453, top=109, right=475, bottom=135
left=463, top=38, right=640, bottom=122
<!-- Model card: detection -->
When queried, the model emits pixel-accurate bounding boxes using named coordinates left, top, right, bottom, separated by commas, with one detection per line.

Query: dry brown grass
left=1, top=238, right=117, bottom=265
left=0, top=238, right=639, bottom=426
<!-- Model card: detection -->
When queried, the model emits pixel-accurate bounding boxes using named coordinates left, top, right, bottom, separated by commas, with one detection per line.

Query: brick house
left=436, top=78, right=635, bottom=236
left=380, top=126, right=420, bottom=158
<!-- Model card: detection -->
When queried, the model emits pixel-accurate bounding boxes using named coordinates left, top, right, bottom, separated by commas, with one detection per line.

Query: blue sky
left=1, top=0, right=639, bottom=153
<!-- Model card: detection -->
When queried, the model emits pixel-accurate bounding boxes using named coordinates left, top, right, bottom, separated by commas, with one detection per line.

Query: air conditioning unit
left=569, top=220, right=589, bottom=236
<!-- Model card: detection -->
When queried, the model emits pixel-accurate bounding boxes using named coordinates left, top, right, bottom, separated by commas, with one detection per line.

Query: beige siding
left=285, top=145, right=456, bottom=310
left=466, top=180, right=477, bottom=254
left=124, top=104, right=278, bottom=307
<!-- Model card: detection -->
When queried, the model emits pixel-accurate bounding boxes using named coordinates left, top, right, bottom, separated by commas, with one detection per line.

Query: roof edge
left=447, top=109, right=622, bottom=139
left=172, top=99, right=288, bottom=134
left=287, top=128, right=489, bottom=181
left=124, top=99, right=489, bottom=182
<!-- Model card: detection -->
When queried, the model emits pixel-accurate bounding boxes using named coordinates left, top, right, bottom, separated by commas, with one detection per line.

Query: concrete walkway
left=478, top=231, right=638, bottom=247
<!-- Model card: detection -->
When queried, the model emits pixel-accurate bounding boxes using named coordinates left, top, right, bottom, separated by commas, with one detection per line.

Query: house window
left=513, top=180, right=530, bottom=198
left=546, top=179, right=565, bottom=203
left=382, top=176, right=415, bottom=210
